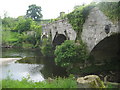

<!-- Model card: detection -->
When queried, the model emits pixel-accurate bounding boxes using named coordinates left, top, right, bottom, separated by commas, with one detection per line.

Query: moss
left=97, top=2, right=120, bottom=23
left=88, top=78, right=105, bottom=89
left=67, top=3, right=96, bottom=41
left=16, top=57, right=37, bottom=64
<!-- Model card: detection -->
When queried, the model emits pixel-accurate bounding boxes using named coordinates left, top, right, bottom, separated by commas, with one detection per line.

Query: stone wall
left=81, top=7, right=119, bottom=52
left=42, top=7, right=119, bottom=53
left=42, top=19, right=76, bottom=41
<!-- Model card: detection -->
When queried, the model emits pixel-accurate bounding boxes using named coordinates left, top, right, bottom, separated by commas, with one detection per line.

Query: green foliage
left=26, top=4, right=43, bottom=21
left=2, top=31, right=20, bottom=45
left=22, top=43, right=34, bottom=48
left=41, top=30, right=53, bottom=56
left=54, top=40, right=88, bottom=68
left=2, top=75, right=77, bottom=88
left=67, top=3, right=95, bottom=39
left=68, top=58, right=119, bottom=75
left=97, top=2, right=120, bottom=23
left=79, top=61, right=119, bottom=75
left=18, top=32, right=39, bottom=48
left=2, top=16, right=42, bottom=48
left=31, top=23, right=42, bottom=47
left=41, top=43, right=54, bottom=57
left=2, top=17, right=17, bottom=31
left=41, top=33, right=53, bottom=56
left=15, top=18, right=33, bottom=33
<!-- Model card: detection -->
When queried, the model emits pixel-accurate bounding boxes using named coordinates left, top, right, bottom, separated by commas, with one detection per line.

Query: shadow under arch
left=41, top=35, right=47, bottom=39
left=90, top=33, right=120, bottom=63
left=53, top=34, right=67, bottom=47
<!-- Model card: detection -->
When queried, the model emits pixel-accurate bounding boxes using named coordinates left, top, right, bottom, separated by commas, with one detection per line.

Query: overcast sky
left=0, top=0, right=94, bottom=19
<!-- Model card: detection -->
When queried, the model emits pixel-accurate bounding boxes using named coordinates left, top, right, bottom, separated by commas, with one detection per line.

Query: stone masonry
left=81, top=7, right=119, bottom=52
left=42, top=19, right=77, bottom=41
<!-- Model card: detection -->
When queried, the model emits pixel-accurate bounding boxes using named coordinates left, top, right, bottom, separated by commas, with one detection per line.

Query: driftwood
left=77, top=75, right=105, bottom=88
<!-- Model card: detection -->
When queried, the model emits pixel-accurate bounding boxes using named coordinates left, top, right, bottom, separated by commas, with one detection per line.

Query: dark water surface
left=1, top=48, right=67, bottom=82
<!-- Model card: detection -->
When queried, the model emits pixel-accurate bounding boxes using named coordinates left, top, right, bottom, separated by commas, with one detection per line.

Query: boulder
left=77, top=75, right=105, bottom=88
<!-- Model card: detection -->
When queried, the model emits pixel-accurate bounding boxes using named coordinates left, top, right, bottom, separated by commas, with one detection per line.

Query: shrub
left=15, top=18, right=32, bottom=33
left=54, top=40, right=88, bottom=69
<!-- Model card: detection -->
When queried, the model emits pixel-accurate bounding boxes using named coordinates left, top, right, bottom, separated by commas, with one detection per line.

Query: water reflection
left=2, top=48, right=67, bottom=82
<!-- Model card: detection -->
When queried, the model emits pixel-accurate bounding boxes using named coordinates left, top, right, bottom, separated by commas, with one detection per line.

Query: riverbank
left=2, top=74, right=119, bottom=88
left=2, top=75, right=77, bottom=88
left=0, top=58, right=22, bottom=65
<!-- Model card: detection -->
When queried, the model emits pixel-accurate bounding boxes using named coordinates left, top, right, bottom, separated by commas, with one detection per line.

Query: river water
left=1, top=48, right=67, bottom=82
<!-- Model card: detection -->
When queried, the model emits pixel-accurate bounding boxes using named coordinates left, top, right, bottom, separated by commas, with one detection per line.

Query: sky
left=0, top=0, right=93, bottom=19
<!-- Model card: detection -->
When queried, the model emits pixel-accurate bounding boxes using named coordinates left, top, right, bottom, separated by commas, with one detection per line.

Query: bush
left=54, top=40, right=88, bottom=69
left=15, top=18, right=32, bottom=33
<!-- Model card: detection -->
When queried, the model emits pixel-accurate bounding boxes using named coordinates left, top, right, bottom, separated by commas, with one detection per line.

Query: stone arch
left=90, top=33, right=120, bottom=64
left=53, top=34, right=67, bottom=46
left=41, top=34, right=48, bottom=40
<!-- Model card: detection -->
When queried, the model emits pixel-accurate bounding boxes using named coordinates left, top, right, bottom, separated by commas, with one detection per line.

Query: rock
left=47, top=77, right=54, bottom=83
left=77, top=75, right=105, bottom=88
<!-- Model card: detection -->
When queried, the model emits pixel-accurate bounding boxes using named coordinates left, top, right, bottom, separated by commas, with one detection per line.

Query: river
left=1, top=48, right=67, bottom=82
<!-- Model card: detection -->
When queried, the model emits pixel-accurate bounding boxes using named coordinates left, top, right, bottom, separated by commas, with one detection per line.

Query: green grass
left=105, top=82, right=120, bottom=88
left=22, top=43, right=34, bottom=48
left=2, top=31, right=20, bottom=43
left=0, top=81, right=2, bottom=90
left=2, top=75, right=77, bottom=88
left=2, top=72, right=119, bottom=88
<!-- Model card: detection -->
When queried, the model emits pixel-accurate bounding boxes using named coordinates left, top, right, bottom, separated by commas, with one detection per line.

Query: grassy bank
left=2, top=31, right=20, bottom=45
left=2, top=75, right=119, bottom=88
left=2, top=75, right=77, bottom=88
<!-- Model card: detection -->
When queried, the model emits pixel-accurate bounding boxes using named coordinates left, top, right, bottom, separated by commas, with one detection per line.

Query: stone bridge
left=81, top=7, right=120, bottom=63
left=41, top=7, right=120, bottom=62
left=42, top=19, right=76, bottom=46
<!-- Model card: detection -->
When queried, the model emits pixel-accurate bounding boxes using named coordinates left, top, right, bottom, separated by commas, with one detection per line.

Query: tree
left=2, top=17, right=17, bottom=30
left=26, top=4, right=43, bottom=21
left=14, top=18, right=32, bottom=33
